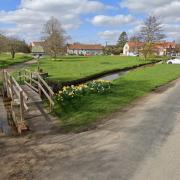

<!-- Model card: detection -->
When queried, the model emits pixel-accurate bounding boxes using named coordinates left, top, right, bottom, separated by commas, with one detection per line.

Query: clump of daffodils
left=87, top=80, right=111, bottom=93
left=56, top=80, right=112, bottom=106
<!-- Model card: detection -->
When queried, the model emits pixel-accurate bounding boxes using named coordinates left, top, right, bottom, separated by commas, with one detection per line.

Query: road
left=0, top=78, right=180, bottom=180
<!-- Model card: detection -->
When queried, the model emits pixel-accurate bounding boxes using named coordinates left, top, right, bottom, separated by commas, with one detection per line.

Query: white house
left=67, top=43, right=103, bottom=56
left=123, top=42, right=143, bottom=56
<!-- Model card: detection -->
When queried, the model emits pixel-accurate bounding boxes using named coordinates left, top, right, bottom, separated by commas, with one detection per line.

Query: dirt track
left=1, top=78, right=180, bottom=180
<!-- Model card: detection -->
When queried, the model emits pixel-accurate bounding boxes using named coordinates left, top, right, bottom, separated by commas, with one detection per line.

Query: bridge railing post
left=24, top=70, right=26, bottom=83
left=49, top=93, right=52, bottom=112
left=30, top=72, right=32, bottom=86
left=19, top=71, right=22, bottom=84
left=10, top=76, right=14, bottom=101
left=2, top=70, right=6, bottom=89
left=4, top=71, right=9, bottom=97
left=19, top=90, right=24, bottom=122
left=38, top=74, right=42, bottom=97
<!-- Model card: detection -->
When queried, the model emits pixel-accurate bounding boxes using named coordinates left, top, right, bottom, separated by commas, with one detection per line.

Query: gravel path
left=0, top=59, right=36, bottom=73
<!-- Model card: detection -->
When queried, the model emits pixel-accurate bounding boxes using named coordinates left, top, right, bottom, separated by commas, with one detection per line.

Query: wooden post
left=2, top=70, right=6, bottom=98
left=19, top=90, right=24, bottom=122
left=5, top=72, right=10, bottom=97
left=24, top=70, right=26, bottom=82
left=19, top=71, right=22, bottom=84
left=2, top=70, right=6, bottom=90
left=49, top=93, right=52, bottom=112
left=38, top=75, right=41, bottom=97
left=30, top=72, right=32, bottom=86
left=10, top=76, right=14, bottom=101
left=4, top=71, right=9, bottom=95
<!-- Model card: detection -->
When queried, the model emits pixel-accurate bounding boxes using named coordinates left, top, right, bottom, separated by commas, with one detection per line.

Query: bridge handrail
left=2, top=70, right=29, bottom=133
left=19, top=69, right=55, bottom=111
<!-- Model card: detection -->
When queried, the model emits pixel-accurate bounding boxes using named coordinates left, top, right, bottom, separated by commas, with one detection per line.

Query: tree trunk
left=11, top=50, right=15, bottom=59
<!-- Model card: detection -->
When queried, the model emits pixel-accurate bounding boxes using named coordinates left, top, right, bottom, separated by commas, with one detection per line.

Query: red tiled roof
left=127, top=41, right=176, bottom=49
left=155, top=42, right=176, bottom=48
left=127, top=41, right=144, bottom=48
left=67, top=43, right=103, bottom=50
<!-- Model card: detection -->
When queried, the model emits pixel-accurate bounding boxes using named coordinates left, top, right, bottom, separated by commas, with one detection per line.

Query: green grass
left=29, top=56, right=163, bottom=83
left=0, top=53, right=32, bottom=69
left=54, top=64, right=180, bottom=132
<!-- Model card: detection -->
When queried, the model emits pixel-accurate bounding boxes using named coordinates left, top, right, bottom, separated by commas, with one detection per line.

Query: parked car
left=128, top=52, right=138, bottom=56
left=167, top=57, right=180, bottom=64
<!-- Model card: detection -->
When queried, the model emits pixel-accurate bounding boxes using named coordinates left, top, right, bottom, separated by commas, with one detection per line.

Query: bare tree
left=139, top=16, right=165, bottom=60
left=140, top=16, right=165, bottom=43
left=129, top=34, right=141, bottom=42
left=42, top=17, right=68, bottom=59
left=175, top=44, right=180, bottom=56
left=7, top=37, right=21, bottom=59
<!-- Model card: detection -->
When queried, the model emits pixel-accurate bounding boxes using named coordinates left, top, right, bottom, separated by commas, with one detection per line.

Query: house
left=123, top=41, right=176, bottom=56
left=154, top=42, right=176, bottom=56
left=30, top=41, right=45, bottom=57
left=123, top=42, right=143, bottom=56
left=67, top=43, right=104, bottom=56
left=175, top=44, right=180, bottom=56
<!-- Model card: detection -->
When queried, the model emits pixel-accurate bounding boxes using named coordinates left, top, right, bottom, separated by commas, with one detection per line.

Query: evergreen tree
left=117, top=31, right=128, bottom=48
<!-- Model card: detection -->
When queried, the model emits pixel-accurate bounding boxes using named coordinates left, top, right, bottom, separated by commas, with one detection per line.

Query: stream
left=98, top=71, right=129, bottom=81
left=0, top=96, right=17, bottom=136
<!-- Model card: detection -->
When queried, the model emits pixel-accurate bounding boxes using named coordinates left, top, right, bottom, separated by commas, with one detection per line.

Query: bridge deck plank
left=21, top=85, right=42, bottom=104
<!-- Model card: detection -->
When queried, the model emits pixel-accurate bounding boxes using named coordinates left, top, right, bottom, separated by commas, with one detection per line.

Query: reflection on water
left=0, top=97, right=17, bottom=136
left=99, top=71, right=129, bottom=81
left=98, top=61, right=163, bottom=81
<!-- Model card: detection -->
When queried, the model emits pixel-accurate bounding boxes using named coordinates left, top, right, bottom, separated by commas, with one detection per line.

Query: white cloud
left=20, top=0, right=105, bottom=14
left=0, top=0, right=107, bottom=41
left=163, top=24, right=180, bottom=42
left=120, top=0, right=180, bottom=42
left=92, top=14, right=135, bottom=26
left=98, top=30, right=120, bottom=41
left=121, top=0, right=170, bottom=12
left=153, top=1, right=180, bottom=23
left=121, top=0, right=180, bottom=23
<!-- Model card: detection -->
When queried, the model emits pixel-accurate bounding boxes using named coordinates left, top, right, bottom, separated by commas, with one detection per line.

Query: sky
left=0, top=0, right=180, bottom=44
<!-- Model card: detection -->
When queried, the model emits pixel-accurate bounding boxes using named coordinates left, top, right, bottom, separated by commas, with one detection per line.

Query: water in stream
left=98, top=61, right=164, bottom=81
left=0, top=96, right=17, bottom=136
left=98, top=71, right=129, bottom=81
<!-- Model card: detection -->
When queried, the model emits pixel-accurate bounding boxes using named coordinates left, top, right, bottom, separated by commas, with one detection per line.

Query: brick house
left=123, top=41, right=176, bottom=56
left=67, top=43, right=104, bottom=56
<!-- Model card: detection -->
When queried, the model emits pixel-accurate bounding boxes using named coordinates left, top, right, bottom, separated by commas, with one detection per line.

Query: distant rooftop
left=67, top=43, right=103, bottom=50
left=127, top=41, right=176, bottom=49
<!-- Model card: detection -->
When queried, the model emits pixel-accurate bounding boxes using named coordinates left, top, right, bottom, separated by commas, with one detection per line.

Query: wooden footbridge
left=2, top=69, right=55, bottom=134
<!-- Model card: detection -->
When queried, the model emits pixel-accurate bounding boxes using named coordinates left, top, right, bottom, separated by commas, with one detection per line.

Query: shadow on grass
left=54, top=79, right=152, bottom=133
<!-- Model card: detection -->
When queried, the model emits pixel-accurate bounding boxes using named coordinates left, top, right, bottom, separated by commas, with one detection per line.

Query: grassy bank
left=29, top=56, right=165, bottom=83
left=54, top=64, right=180, bottom=132
left=0, top=53, right=32, bottom=69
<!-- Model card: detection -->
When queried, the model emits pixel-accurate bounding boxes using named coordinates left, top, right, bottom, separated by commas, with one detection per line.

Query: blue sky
left=0, top=0, right=179, bottom=44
